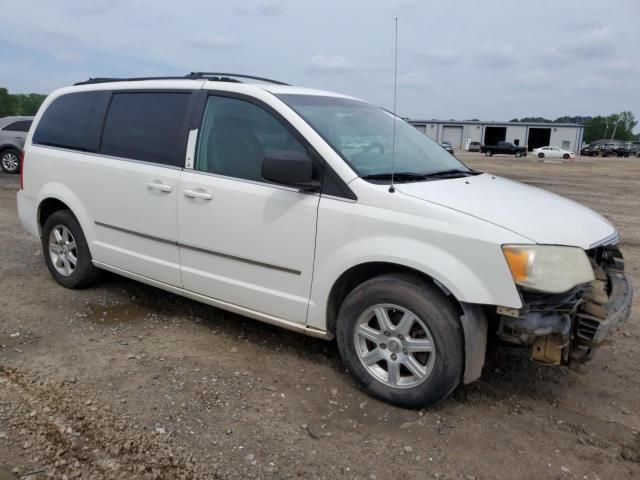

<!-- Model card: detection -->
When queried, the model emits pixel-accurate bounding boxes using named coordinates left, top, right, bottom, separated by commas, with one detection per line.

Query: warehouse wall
left=506, top=126, right=527, bottom=146
left=409, top=122, right=582, bottom=151
left=549, top=128, right=580, bottom=151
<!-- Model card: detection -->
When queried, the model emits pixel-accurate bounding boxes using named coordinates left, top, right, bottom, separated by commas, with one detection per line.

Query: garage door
left=442, top=126, right=463, bottom=149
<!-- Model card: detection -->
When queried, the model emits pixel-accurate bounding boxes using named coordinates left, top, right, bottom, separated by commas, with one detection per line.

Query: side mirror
left=262, top=151, right=320, bottom=192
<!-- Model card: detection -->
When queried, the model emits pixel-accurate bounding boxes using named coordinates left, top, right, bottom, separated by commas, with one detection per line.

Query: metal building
left=408, top=119, right=584, bottom=152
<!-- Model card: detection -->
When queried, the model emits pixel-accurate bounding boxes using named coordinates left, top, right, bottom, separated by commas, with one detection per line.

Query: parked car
left=467, top=141, right=481, bottom=152
left=0, top=116, right=33, bottom=173
left=532, top=146, right=575, bottom=160
left=440, top=141, right=454, bottom=155
left=17, top=73, right=633, bottom=408
left=600, top=143, right=624, bottom=157
left=480, top=141, right=527, bottom=157
left=580, top=144, right=594, bottom=156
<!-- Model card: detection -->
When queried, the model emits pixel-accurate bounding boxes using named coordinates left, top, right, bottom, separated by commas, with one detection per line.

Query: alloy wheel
left=1, top=152, right=19, bottom=171
left=48, top=225, right=78, bottom=276
left=354, top=304, right=436, bottom=389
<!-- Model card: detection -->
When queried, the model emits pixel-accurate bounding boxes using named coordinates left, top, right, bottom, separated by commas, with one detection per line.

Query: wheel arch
left=325, top=261, right=462, bottom=336
left=325, top=261, right=489, bottom=385
left=0, top=143, right=21, bottom=159
left=38, top=197, right=73, bottom=230
left=35, top=185, right=94, bottom=247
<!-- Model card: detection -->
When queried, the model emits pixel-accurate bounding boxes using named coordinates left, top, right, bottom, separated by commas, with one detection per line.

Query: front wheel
left=515, top=151, right=522, bottom=158
left=1, top=149, right=21, bottom=174
left=336, top=273, right=464, bottom=408
left=563, top=153, right=570, bottom=160
left=484, top=150, right=493, bottom=157
left=538, top=152, right=544, bottom=158
left=41, top=210, right=101, bottom=288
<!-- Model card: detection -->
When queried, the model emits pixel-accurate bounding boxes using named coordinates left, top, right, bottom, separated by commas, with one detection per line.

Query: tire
left=336, top=273, right=464, bottom=408
left=563, top=153, right=570, bottom=160
left=538, top=152, right=544, bottom=159
left=1, top=148, right=21, bottom=174
left=515, top=151, right=522, bottom=158
left=485, top=150, right=492, bottom=157
left=41, top=210, right=101, bottom=288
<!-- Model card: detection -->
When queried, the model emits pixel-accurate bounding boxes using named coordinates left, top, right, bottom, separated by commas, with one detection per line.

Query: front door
left=178, top=94, right=321, bottom=324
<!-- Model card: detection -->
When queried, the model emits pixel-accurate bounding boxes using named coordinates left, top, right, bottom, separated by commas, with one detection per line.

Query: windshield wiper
left=422, top=169, right=481, bottom=178
left=361, top=172, right=428, bottom=181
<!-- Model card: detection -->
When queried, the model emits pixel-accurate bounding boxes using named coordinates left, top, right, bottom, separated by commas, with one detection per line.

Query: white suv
left=17, top=73, right=633, bottom=408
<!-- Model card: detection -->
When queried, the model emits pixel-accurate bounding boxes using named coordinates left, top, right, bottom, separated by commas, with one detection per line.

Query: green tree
left=0, top=88, right=47, bottom=116
left=0, top=88, right=16, bottom=116
left=583, top=112, right=637, bottom=143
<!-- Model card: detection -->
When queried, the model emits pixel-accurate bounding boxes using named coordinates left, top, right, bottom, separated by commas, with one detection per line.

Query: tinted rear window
left=3, top=120, right=32, bottom=132
left=32, top=91, right=110, bottom=152
left=100, top=92, right=190, bottom=166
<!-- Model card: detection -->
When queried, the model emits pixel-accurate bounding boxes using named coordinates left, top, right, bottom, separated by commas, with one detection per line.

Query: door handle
left=146, top=181, right=173, bottom=193
left=183, top=188, right=212, bottom=200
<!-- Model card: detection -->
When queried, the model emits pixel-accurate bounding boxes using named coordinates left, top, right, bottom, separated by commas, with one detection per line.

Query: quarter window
left=101, top=92, right=191, bottom=166
left=3, top=120, right=32, bottom=132
left=196, top=96, right=307, bottom=182
left=32, top=91, right=110, bottom=152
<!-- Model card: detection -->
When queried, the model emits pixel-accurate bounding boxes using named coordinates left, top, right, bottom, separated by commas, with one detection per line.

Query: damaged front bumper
left=497, top=244, right=633, bottom=365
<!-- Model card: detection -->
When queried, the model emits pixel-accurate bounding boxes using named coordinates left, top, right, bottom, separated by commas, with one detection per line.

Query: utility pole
left=610, top=117, right=619, bottom=140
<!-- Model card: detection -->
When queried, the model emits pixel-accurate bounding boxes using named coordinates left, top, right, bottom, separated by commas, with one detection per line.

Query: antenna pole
left=389, top=17, right=399, bottom=193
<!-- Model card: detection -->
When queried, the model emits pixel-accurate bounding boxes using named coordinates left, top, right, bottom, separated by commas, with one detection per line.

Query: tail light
left=19, top=151, right=25, bottom=190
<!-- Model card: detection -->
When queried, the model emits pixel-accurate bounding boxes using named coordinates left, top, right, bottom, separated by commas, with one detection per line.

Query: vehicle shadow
left=100, top=272, right=573, bottom=409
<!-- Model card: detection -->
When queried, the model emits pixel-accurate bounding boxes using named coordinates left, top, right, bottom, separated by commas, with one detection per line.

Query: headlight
left=502, top=245, right=594, bottom=294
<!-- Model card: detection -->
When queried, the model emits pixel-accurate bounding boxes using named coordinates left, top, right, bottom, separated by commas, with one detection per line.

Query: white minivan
left=17, top=73, right=632, bottom=407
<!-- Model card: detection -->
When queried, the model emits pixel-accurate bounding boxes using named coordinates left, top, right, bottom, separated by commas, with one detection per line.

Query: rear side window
left=101, top=92, right=190, bottom=166
left=3, top=120, right=32, bottom=132
left=33, top=91, right=110, bottom=152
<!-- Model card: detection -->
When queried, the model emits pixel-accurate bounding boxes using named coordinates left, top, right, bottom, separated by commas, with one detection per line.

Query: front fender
left=307, top=196, right=526, bottom=331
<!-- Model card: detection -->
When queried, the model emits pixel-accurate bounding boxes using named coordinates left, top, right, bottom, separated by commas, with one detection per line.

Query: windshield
left=277, top=94, right=470, bottom=179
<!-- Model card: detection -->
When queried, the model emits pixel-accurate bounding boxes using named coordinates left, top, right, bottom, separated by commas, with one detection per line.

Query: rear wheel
left=41, top=210, right=101, bottom=288
left=336, top=273, right=464, bottom=408
left=485, top=150, right=493, bottom=157
left=538, top=152, right=544, bottom=158
left=1, top=149, right=20, bottom=174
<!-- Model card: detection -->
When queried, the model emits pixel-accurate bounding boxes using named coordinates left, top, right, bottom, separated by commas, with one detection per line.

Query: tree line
left=0, top=88, right=47, bottom=117
left=509, top=112, right=638, bottom=143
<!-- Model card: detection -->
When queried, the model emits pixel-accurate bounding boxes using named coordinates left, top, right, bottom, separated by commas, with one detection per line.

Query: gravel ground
left=0, top=153, right=639, bottom=479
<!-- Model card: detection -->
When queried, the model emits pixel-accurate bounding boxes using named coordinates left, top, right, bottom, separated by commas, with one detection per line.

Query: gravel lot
left=1, top=153, right=639, bottom=479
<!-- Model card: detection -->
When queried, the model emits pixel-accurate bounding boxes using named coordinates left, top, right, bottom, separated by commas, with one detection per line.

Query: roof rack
left=74, top=72, right=289, bottom=86
left=186, top=72, right=289, bottom=85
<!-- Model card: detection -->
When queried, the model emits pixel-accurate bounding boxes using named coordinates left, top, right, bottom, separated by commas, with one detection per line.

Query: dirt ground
left=1, top=153, right=638, bottom=480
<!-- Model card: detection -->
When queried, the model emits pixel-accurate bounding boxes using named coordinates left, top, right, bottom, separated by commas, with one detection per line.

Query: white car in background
left=533, top=146, right=575, bottom=160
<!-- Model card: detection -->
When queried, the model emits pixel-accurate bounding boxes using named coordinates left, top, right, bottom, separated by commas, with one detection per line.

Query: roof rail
left=186, top=72, right=290, bottom=85
left=74, top=72, right=289, bottom=86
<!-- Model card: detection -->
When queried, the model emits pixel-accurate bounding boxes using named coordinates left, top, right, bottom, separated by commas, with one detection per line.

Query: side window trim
left=191, top=90, right=356, bottom=200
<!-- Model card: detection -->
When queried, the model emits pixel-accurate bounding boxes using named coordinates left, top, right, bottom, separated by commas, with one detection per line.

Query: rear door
left=85, top=91, right=195, bottom=286
left=177, top=93, right=321, bottom=324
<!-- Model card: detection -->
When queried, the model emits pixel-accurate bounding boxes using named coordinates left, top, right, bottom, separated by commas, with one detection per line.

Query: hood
left=396, top=173, right=616, bottom=249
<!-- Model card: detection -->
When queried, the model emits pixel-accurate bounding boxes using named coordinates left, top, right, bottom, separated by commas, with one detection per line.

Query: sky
left=1, top=0, right=639, bottom=127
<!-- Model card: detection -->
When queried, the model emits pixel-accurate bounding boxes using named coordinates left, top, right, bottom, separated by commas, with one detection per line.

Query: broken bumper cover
left=575, top=270, right=633, bottom=345
left=497, top=245, right=633, bottom=364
